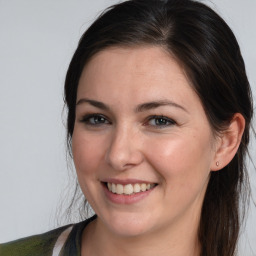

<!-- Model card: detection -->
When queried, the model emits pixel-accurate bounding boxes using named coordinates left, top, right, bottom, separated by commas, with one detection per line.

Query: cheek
left=146, top=136, right=212, bottom=217
left=71, top=131, right=107, bottom=205
left=144, top=133, right=213, bottom=188
left=72, top=131, right=104, bottom=177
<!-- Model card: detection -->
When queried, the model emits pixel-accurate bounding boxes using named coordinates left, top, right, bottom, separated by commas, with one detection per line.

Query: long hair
left=64, top=1, right=254, bottom=255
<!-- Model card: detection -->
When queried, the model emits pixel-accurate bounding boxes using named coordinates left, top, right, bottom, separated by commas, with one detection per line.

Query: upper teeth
left=107, top=182, right=155, bottom=195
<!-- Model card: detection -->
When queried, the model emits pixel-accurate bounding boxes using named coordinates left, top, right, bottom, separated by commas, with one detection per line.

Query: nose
left=105, top=126, right=144, bottom=171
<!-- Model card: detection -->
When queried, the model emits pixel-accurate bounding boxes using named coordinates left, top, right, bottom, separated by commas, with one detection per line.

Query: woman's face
left=72, top=46, right=218, bottom=237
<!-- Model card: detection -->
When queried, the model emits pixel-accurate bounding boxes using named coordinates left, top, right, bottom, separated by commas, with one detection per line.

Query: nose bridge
left=105, top=122, right=143, bottom=170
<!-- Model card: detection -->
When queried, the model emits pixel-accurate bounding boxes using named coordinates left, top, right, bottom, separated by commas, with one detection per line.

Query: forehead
left=78, top=46, right=195, bottom=101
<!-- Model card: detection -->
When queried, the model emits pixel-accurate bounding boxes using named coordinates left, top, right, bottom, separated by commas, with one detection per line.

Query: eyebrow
left=76, top=98, right=110, bottom=111
left=135, top=100, right=188, bottom=113
left=76, top=98, right=187, bottom=113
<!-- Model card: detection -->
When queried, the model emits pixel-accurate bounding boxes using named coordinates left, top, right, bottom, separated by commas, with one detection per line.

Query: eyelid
left=78, top=113, right=176, bottom=128
left=144, top=115, right=176, bottom=127
left=79, top=113, right=111, bottom=125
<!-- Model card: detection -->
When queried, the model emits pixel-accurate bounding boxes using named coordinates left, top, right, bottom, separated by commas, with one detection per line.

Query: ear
left=211, top=113, right=245, bottom=171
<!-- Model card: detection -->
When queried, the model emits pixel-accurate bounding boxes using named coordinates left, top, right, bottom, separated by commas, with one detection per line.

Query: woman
left=0, top=0, right=254, bottom=255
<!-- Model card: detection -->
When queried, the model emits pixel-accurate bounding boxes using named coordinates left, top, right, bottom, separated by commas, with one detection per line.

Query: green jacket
left=0, top=216, right=96, bottom=256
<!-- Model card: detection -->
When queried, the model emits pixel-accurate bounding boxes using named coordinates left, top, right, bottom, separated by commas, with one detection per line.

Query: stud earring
left=216, top=161, right=219, bottom=167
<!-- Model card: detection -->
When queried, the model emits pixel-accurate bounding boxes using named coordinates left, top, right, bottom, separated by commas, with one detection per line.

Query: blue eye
left=80, top=114, right=110, bottom=125
left=147, top=115, right=176, bottom=127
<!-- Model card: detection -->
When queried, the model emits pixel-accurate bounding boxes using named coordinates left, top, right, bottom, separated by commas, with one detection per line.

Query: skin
left=71, top=46, right=243, bottom=256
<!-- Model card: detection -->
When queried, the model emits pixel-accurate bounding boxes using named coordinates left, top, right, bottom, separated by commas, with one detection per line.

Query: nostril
left=104, top=132, right=144, bottom=171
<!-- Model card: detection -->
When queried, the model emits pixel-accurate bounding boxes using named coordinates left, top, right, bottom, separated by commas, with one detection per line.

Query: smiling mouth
left=105, top=182, right=157, bottom=195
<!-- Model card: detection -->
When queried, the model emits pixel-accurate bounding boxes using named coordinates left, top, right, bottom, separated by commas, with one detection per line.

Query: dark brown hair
left=64, top=0, right=254, bottom=255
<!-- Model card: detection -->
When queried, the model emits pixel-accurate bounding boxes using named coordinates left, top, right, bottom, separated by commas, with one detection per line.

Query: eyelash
left=79, top=114, right=176, bottom=128
left=145, top=115, right=176, bottom=128
left=79, top=114, right=111, bottom=126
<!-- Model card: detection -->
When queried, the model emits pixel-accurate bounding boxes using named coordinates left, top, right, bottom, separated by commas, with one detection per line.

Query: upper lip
left=102, top=178, right=157, bottom=185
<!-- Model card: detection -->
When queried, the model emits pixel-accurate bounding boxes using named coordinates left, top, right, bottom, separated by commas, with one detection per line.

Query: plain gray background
left=0, top=0, right=255, bottom=255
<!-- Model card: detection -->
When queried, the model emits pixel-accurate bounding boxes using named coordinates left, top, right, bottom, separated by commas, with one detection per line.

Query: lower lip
left=102, top=183, right=156, bottom=205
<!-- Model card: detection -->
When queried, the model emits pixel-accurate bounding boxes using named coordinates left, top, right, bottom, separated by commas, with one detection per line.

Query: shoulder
left=0, top=216, right=97, bottom=256
left=0, top=224, right=73, bottom=256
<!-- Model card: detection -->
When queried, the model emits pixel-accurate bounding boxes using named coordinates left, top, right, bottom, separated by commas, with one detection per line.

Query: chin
left=111, top=222, right=150, bottom=238
left=102, top=211, right=155, bottom=238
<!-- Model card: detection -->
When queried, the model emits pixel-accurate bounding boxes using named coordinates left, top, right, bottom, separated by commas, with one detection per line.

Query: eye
left=79, top=114, right=110, bottom=125
left=146, top=115, right=176, bottom=127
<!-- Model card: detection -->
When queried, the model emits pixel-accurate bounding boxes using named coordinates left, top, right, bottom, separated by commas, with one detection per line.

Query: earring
left=216, top=161, right=219, bottom=167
